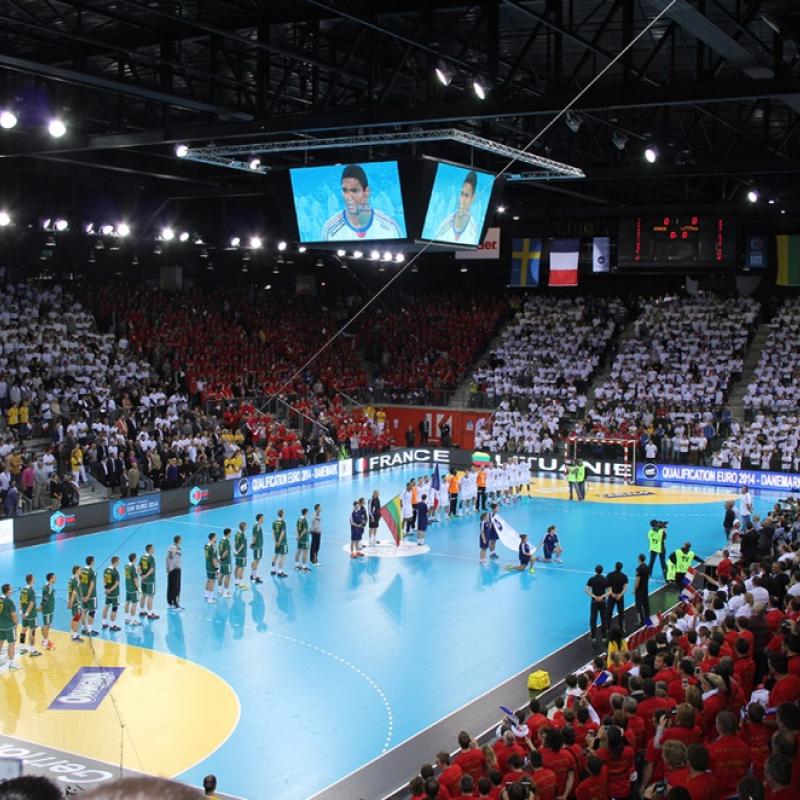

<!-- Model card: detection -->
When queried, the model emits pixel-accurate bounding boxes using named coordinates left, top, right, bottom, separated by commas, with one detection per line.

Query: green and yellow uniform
left=205, top=542, right=219, bottom=580
left=124, top=563, right=139, bottom=604
left=40, top=583, right=55, bottom=627
left=0, top=595, right=16, bottom=644
left=648, top=527, right=664, bottom=553
left=234, top=529, right=247, bottom=568
left=219, top=537, right=232, bottom=576
left=296, top=516, right=310, bottom=550
left=273, top=517, right=288, bottom=556
left=104, top=566, right=120, bottom=609
left=251, top=522, right=264, bottom=561
left=139, top=553, right=155, bottom=597
left=19, top=585, right=37, bottom=629
left=80, top=566, right=97, bottom=612
left=68, top=574, right=81, bottom=617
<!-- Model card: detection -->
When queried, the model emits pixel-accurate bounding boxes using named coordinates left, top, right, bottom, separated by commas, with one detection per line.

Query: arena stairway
left=726, top=320, right=771, bottom=421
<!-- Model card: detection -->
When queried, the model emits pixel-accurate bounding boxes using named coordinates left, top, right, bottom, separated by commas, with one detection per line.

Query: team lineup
left=0, top=460, right=572, bottom=672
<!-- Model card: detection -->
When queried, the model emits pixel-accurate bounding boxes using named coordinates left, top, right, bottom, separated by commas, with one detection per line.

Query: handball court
left=0, top=466, right=765, bottom=800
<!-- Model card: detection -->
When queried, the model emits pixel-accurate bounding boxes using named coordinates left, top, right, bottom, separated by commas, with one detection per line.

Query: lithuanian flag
left=380, top=495, right=403, bottom=546
left=776, top=235, right=800, bottom=286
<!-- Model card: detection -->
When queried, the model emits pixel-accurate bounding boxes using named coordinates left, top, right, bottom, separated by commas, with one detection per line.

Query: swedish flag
left=510, top=238, right=541, bottom=287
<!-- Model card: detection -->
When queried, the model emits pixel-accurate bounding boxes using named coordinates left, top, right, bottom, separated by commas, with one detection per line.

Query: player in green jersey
left=218, top=528, right=233, bottom=598
left=79, top=556, right=99, bottom=636
left=0, top=583, right=21, bottom=670
left=271, top=509, right=288, bottom=578
left=19, top=574, right=41, bottom=657
left=250, top=513, right=265, bottom=584
left=294, top=508, right=311, bottom=572
left=138, top=544, right=159, bottom=620
left=234, top=521, right=249, bottom=590
left=101, top=556, right=122, bottom=632
left=67, top=565, right=83, bottom=642
left=40, top=572, right=56, bottom=650
left=204, top=533, right=219, bottom=604
left=124, top=553, right=141, bottom=626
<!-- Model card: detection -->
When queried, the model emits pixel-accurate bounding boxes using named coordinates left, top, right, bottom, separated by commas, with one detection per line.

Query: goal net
left=563, top=435, right=637, bottom=484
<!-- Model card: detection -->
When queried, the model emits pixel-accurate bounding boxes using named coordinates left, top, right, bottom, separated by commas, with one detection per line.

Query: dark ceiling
left=1, top=0, right=800, bottom=240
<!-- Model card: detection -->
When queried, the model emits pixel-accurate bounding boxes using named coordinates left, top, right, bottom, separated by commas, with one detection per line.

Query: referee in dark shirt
left=634, top=553, right=650, bottom=627
left=585, top=565, right=610, bottom=642
left=606, top=561, right=628, bottom=633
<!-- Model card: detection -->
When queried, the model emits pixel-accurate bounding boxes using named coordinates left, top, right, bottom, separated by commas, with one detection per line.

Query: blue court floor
left=0, top=468, right=779, bottom=799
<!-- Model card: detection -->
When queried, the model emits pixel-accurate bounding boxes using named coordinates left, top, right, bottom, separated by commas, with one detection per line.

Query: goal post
left=563, top=436, right=638, bottom=485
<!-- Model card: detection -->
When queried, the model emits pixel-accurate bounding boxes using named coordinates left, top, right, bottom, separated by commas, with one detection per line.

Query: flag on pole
left=645, top=613, right=662, bottom=628
left=548, top=238, right=580, bottom=286
left=492, top=513, right=521, bottom=552
left=592, top=236, right=610, bottom=272
left=682, top=567, right=697, bottom=586
left=430, top=463, right=441, bottom=511
left=776, top=235, right=800, bottom=286
left=510, top=239, right=541, bottom=287
left=380, top=495, right=403, bottom=546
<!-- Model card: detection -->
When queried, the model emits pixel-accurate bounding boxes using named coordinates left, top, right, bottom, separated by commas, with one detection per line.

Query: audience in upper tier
left=472, top=297, right=626, bottom=453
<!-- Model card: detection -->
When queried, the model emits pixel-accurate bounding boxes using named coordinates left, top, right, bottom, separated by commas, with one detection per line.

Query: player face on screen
left=341, top=175, right=372, bottom=227
left=455, top=173, right=477, bottom=230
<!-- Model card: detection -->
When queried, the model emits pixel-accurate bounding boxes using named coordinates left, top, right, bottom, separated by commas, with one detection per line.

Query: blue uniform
left=414, top=502, right=428, bottom=533
left=480, top=520, right=492, bottom=548
left=542, top=532, right=559, bottom=559
left=518, top=542, right=532, bottom=566
left=350, top=507, right=366, bottom=541
left=488, top=514, right=500, bottom=542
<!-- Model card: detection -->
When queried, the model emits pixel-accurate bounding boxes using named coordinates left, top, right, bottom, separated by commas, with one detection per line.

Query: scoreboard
left=618, top=215, right=736, bottom=267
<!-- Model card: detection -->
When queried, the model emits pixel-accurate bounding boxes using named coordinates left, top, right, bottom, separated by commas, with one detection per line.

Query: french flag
left=645, top=613, right=662, bottom=628
left=682, top=567, right=697, bottom=587
left=593, top=670, right=613, bottom=687
left=548, top=238, right=580, bottom=287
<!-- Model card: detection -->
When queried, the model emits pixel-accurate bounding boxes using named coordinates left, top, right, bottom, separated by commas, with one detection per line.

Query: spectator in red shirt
left=668, top=659, right=701, bottom=705
left=784, top=633, right=800, bottom=678
left=764, top=754, right=797, bottom=800
left=420, top=765, right=451, bottom=800
left=595, top=725, right=635, bottom=800
left=768, top=653, right=800, bottom=710
left=707, top=710, right=751, bottom=797
left=409, top=776, right=426, bottom=800
left=494, top=731, right=526, bottom=775
left=671, top=743, right=721, bottom=800
left=529, top=751, right=559, bottom=800
left=698, top=674, right=728, bottom=738
left=717, top=550, right=733, bottom=582
left=739, top=703, right=770, bottom=780
left=733, top=637, right=757, bottom=698
left=451, top=774, right=475, bottom=799
left=540, top=728, right=575, bottom=798
left=436, top=753, right=463, bottom=797
left=476, top=777, right=493, bottom=799
left=638, top=678, right=674, bottom=741
left=576, top=756, right=608, bottom=800
left=527, top=699, right=550, bottom=745
left=501, top=753, right=528, bottom=787
left=452, top=731, right=486, bottom=782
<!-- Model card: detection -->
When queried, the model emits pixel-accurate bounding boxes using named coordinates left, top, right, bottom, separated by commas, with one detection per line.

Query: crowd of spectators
left=716, top=299, right=800, bottom=472
left=361, top=294, right=508, bottom=404
left=472, top=297, right=626, bottom=453
left=400, top=508, right=800, bottom=800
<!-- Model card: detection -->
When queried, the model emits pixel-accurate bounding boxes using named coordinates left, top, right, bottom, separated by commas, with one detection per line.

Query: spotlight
left=370, top=250, right=380, bottom=261
left=497, top=205, right=506, bottom=214
left=435, top=63, right=452, bottom=87
left=54, top=218, right=68, bottom=232
left=230, top=236, right=240, bottom=247
left=460, top=266, right=468, bottom=273
left=394, top=253, right=405, bottom=263
left=746, top=189, right=759, bottom=203
left=382, top=251, right=392, bottom=261
left=249, top=158, right=261, bottom=170
left=100, top=224, right=114, bottom=236
left=161, top=227, right=175, bottom=241
left=277, top=241, right=287, bottom=251
left=768, top=199, right=776, bottom=205
left=249, top=236, right=262, bottom=249
left=0, top=110, right=17, bottom=130
left=298, top=246, right=307, bottom=253
left=472, top=77, right=487, bottom=100
left=512, top=215, right=520, bottom=221
left=644, top=145, right=658, bottom=164
left=175, top=144, right=189, bottom=158
left=48, top=118, right=67, bottom=138
left=315, top=258, right=324, bottom=267
left=178, top=231, right=190, bottom=242
left=0, top=211, right=10, bottom=227
left=611, top=130, right=628, bottom=151
left=352, top=250, right=363, bottom=259
left=84, top=223, right=94, bottom=234
left=565, top=111, right=583, bottom=133
left=336, top=249, right=346, bottom=257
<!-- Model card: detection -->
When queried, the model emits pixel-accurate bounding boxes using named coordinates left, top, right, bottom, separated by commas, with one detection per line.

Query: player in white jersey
left=461, top=471, right=476, bottom=514
left=433, top=170, right=480, bottom=245
left=322, top=164, right=402, bottom=241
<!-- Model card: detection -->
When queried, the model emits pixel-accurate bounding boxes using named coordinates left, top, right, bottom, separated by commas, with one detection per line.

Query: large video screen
left=618, top=215, right=736, bottom=267
left=289, top=161, right=407, bottom=243
left=421, top=162, right=495, bottom=246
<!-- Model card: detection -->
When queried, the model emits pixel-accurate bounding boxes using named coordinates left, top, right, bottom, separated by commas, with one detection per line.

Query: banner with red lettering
left=460, top=227, right=501, bottom=260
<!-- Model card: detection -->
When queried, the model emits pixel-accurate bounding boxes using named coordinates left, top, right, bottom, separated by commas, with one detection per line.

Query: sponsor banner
left=338, top=458, right=353, bottom=479
left=0, top=519, right=11, bottom=546
left=109, top=495, right=161, bottom=524
left=0, top=736, right=118, bottom=786
left=353, top=448, right=451, bottom=475
left=188, top=485, right=209, bottom=506
left=49, top=511, right=77, bottom=534
left=460, top=227, right=501, bottom=259
left=234, top=461, right=341, bottom=500
left=495, top=453, right=633, bottom=481
left=50, top=667, right=125, bottom=711
left=637, top=462, right=800, bottom=490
